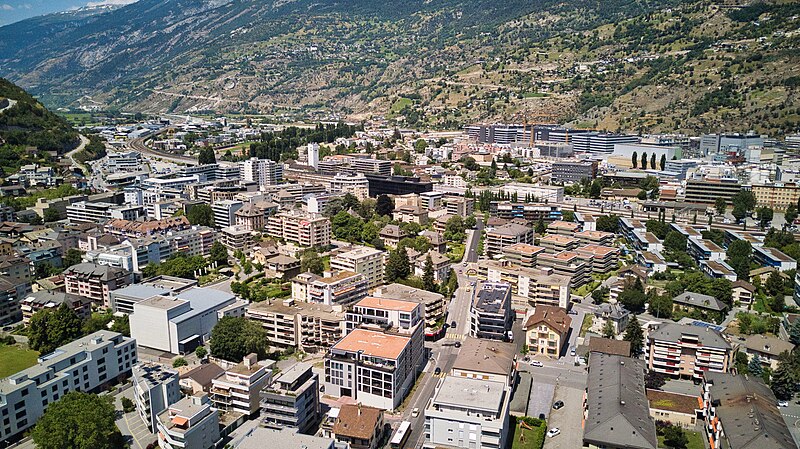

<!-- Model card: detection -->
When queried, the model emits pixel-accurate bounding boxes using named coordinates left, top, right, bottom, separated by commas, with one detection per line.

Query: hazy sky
left=0, top=0, right=136, bottom=26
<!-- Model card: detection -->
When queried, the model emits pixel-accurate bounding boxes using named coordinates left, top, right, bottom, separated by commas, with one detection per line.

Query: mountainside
left=0, top=78, right=78, bottom=153
left=1, top=0, right=798, bottom=135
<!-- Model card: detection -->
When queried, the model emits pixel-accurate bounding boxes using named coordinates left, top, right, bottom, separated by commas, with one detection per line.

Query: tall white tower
left=308, top=143, right=319, bottom=169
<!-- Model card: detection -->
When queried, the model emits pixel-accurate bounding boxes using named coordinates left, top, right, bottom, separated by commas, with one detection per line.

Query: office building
left=291, top=270, right=369, bottom=306
left=329, top=245, right=384, bottom=288
left=260, top=362, right=319, bottom=433
left=551, top=160, right=597, bottom=184
left=489, top=202, right=562, bottom=222
left=582, top=354, right=657, bottom=449
left=266, top=210, right=331, bottom=247
left=211, top=200, right=243, bottom=228
left=365, top=174, right=433, bottom=197
left=132, top=364, right=181, bottom=432
left=0, top=331, right=137, bottom=443
left=64, top=262, right=133, bottom=308
left=351, top=158, right=391, bottom=176
left=156, top=395, right=220, bottom=449
left=752, top=182, right=800, bottom=211
left=330, top=173, right=369, bottom=200
left=646, top=323, right=732, bottom=380
left=521, top=305, right=571, bottom=359
left=423, top=376, right=511, bottom=449
left=684, top=178, right=742, bottom=204
left=571, top=132, right=640, bottom=155
left=66, top=201, right=143, bottom=223
left=239, top=158, right=283, bottom=188
left=469, top=282, right=513, bottom=341
left=485, top=223, right=535, bottom=257
left=108, top=276, right=197, bottom=314
left=210, top=354, right=271, bottom=416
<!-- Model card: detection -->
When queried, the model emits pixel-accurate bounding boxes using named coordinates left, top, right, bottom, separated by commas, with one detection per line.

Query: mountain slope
left=0, top=78, right=78, bottom=153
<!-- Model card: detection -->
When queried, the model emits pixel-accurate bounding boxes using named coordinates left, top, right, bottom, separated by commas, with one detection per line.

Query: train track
left=128, top=131, right=199, bottom=165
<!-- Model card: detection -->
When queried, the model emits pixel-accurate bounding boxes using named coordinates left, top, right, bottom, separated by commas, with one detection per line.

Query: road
left=65, top=134, right=91, bottom=175
left=462, top=217, right=484, bottom=263
left=128, top=132, right=199, bottom=166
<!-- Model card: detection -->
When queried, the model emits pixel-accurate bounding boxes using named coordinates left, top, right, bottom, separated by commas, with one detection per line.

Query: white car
left=547, top=428, right=561, bottom=438
left=777, top=400, right=789, bottom=407
left=411, top=408, right=420, bottom=418
left=530, top=360, right=543, bottom=367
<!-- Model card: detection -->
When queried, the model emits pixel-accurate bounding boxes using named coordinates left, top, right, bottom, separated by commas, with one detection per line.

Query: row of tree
left=630, top=151, right=667, bottom=171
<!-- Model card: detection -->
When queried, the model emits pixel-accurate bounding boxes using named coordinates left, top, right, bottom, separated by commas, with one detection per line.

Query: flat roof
left=431, top=376, right=505, bottom=413
left=576, top=244, right=618, bottom=257
left=332, top=328, right=410, bottom=360
left=354, top=296, right=418, bottom=313
left=373, top=283, right=445, bottom=304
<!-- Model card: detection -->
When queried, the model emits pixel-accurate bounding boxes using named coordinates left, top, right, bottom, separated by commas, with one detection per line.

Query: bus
left=390, top=421, right=412, bottom=449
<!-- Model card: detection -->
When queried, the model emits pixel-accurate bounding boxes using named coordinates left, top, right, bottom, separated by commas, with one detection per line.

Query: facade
left=575, top=244, right=619, bottom=273
left=210, top=354, right=270, bottom=416
left=537, top=251, right=590, bottom=288
left=20, top=291, right=91, bottom=324
left=521, top=305, right=571, bottom=358
left=551, top=160, right=597, bottom=184
left=0, top=276, right=29, bottom=325
left=291, top=270, right=369, bottom=306
left=751, top=182, right=800, bottom=211
left=156, top=395, right=220, bottom=449
left=64, top=262, right=133, bottom=308
left=246, top=299, right=347, bottom=352
left=330, top=403, right=384, bottom=449
left=132, top=363, right=181, bottom=432
left=329, top=245, right=385, bottom=289
left=646, top=323, right=732, bottom=380
left=0, top=331, right=137, bottom=443
left=482, top=260, right=571, bottom=309
left=422, top=376, right=511, bottom=449
left=538, top=234, right=578, bottom=253
left=489, top=202, right=562, bottom=222
left=365, top=174, right=433, bottom=197
left=469, top=282, right=513, bottom=341
left=753, top=245, right=797, bottom=271
left=211, top=200, right=244, bottom=228
left=485, top=223, right=535, bottom=257
left=501, top=243, right=545, bottom=268
left=684, top=178, right=742, bottom=204
left=108, top=276, right=197, bottom=314
left=266, top=210, right=331, bottom=247
left=451, top=338, right=517, bottom=387
left=260, top=362, right=319, bottom=434
left=239, top=158, right=283, bottom=188
left=372, top=283, right=446, bottom=335
left=741, top=334, right=795, bottom=370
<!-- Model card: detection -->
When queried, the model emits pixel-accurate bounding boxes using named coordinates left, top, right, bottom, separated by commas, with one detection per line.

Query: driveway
left=543, top=384, right=585, bottom=449
left=114, top=386, right=156, bottom=449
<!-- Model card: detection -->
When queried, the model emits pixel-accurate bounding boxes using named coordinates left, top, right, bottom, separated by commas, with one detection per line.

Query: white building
left=330, top=245, right=385, bottom=289
left=496, top=183, right=564, bottom=203
left=156, top=395, right=220, bottom=449
left=209, top=354, right=271, bottom=416
left=308, top=143, right=320, bottom=169
left=239, top=158, right=283, bottom=188
left=0, top=331, right=137, bottom=442
left=211, top=200, right=244, bottom=228
left=329, top=173, right=369, bottom=200
left=132, top=364, right=181, bottom=432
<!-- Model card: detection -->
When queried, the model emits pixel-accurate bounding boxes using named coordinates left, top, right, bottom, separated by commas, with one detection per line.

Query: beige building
left=451, top=338, right=517, bottom=387
left=521, top=305, right=571, bottom=358
left=246, top=299, right=347, bottom=352
left=330, top=245, right=385, bottom=288
left=486, top=223, right=535, bottom=257
left=646, top=390, right=701, bottom=429
left=752, top=182, right=800, bottom=211
left=481, top=260, right=570, bottom=309
left=266, top=210, right=331, bottom=247
left=291, top=270, right=369, bottom=306
left=209, top=354, right=271, bottom=416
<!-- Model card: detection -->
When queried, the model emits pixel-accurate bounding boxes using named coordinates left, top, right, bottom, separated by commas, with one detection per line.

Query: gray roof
left=23, top=291, right=90, bottom=307
left=705, top=372, right=796, bottom=449
left=648, top=322, right=731, bottom=349
left=230, top=426, right=334, bottom=449
left=171, top=287, right=237, bottom=324
left=672, top=291, right=728, bottom=312
left=452, top=338, right=516, bottom=376
left=112, top=283, right=170, bottom=300
left=431, top=375, right=506, bottom=414
left=64, top=262, right=129, bottom=281
left=583, top=354, right=657, bottom=449
left=742, top=334, right=795, bottom=357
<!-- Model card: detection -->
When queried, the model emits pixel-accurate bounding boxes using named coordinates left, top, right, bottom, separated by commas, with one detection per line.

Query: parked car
left=778, top=400, right=789, bottom=407
left=547, top=428, right=561, bottom=438
left=434, top=367, right=441, bottom=375
left=570, top=346, right=576, bottom=356
left=552, top=401, right=564, bottom=410
left=530, top=361, right=543, bottom=367
left=451, top=321, right=457, bottom=329
left=412, top=408, right=420, bottom=418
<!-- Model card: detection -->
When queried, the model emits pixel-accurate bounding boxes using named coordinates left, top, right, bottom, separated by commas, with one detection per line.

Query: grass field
left=390, top=97, right=413, bottom=113
left=657, top=430, right=704, bottom=449
left=0, top=344, right=39, bottom=378
left=511, top=417, right=546, bottom=449
left=579, top=314, right=594, bottom=338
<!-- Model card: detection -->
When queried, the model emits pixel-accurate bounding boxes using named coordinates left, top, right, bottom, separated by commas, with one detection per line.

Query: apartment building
left=0, top=255, right=33, bottom=284
left=546, top=220, right=580, bottom=236
left=234, top=203, right=266, bottom=231
left=0, top=331, right=137, bottom=442
left=0, top=276, right=28, bottom=326
left=211, top=200, right=243, bottom=228
left=574, top=230, right=614, bottom=246
left=372, top=283, right=446, bottom=336
left=392, top=205, right=428, bottom=225
left=646, top=323, right=732, bottom=380
left=156, top=395, right=220, bottom=449
left=220, top=225, right=256, bottom=251
left=450, top=338, right=517, bottom=387
left=521, top=305, right=571, bottom=359
left=482, top=260, right=570, bottom=309
left=330, top=173, right=370, bottom=200
left=329, top=245, right=384, bottom=288
left=20, top=291, right=91, bottom=324
left=422, top=376, right=511, bottom=449
left=64, top=262, right=133, bottom=308
left=210, top=354, right=271, bottom=416
left=485, top=223, right=535, bottom=257
left=687, top=237, right=724, bottom=262
left=751, top=182, right=800, bottom=211
left=260, top=362, right=319, bottom=434
left=537, top=251, right=590, bottom=288
left=469, top=282, right=513, bottom=341
left=489, top=202, right=562, bottom=222
left=239, top=158, right=283, bottom=188
left=684, top=178, right=742, bottom=204
left=330, top=403, right=385, bottom=449
left=443, top=196, right=474, bottom=216
left=501, top=243, right=545, bottom=268
left=351, top=158, right=391, bottom=176
left=66, top=201, right=143, bottom=223
left=753, top=245, right=797, bottom=271
left=266, top=210, right=331, bottom=248
left=700, top=260, right=737, bottom=281
left=132, top=364, right=181, bottom=432
left=104, top=217, right=192, bottom=239
left=246, top=299, right=347, bottom=352
left=575, top=244, right=619, bottom=274
left=378, top=224, right=406, bottom=249
left=291, top=270, right=369, bottom=306
left=538, top=234, right=578, bottom=254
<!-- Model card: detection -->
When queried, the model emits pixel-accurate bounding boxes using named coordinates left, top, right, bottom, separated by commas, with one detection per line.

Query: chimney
left=357, top=403, right=362, bottom=416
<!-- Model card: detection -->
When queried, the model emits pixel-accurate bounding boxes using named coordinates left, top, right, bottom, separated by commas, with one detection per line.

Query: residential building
left=211, top=200, right=244, bottom=228
left=422, top=375, right=511, bottom=449
left=260, top=362, right=319, bottom=434
left=537, top=251, right=590, bottom=288
left=646, top=390, right=701, bottom=429
left=443, top=196, right=474, bottom=216
left=753, top=245, right=797, bottom=271
left=0, top=331, right=137, bottom=443
left=246, top=299, right=347, bottom=351
left=586, top=336, right=631, bottom=358
left=469, top=282, right=513, bottom=341
left=501, top=243, right=544, bottom=268
left=646, top=323, right=732, bottom=380
left=291, top=270, right=369, bottom=306
left=210, top=354, right=271, bottom=416
left=575, top=244, right=619, bottom=274
left=482, top=260, right=571, bottom=309
left=574, top=230, right=614, bottom=246
left=266, top=210, right=331, bottom=247
left=700, top=260, right=737, bottom=281
left=521, top=305, right=571, bottom=358
left=751, top=182, right=800, bottom=211
left=330, top=245, right=384, bottom=288
left=372, top=283, right=446, bottom=336
left=234, top=203, right=266, bottom=231
left=0, top=276, right=29, bottom=325
left=687, top=237, right=725, bottom=262
left=538, top=234, right=578, bottom=254
left=582, top=354, right=657, bottom=449
left=330, top=403, right=384, bottom=449
left=239, top=158, right=283, bottom=188
left=731, top=280, right=756, bottom=306
left=228, top=425, right=335, bottom=449
left=220, top=225, right=256, bottom=251
left=330, top=173, right=370, bottom=200
left=672, top=291, right=728, bottom=316
left=0, top=255, right=33, bottom=284
left=593, top=303, right=630, bottom=335
left=377, top=224, right=406, bottom=249
left=412, top=250, right=451, bottom=282
left=489, top=202, right=562, bottom=222
left=485, top=223, right=535, bottom=257
left=546, top=220, right=579, bottom=235
left=450, top=338, right=517, bottom=387
left=20, top=291, right=91, bottom=324
left=263, top=254, right=301, bottom=280
left=178, top=363, right=225, bottom=395
left=130, top=287, right=244, bottom=354
left=392, top=205, right=428, bottom=225
left=551, top=160, right=597, bottom=184
left=64, top=262, right=133, bottom=308
left=701, top=372, right=796, bottom=449
left=132, top=364, right=181, bottom=432
left=156, top=395, right=220, bottom=449
left=741, top=334, right=795, bottom=370
left=66, top=201, right=143, bottom=223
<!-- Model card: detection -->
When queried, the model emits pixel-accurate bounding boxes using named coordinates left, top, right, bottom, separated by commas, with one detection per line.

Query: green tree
left=422, top=254, right=436, bottom=292
left=756, top=206, right=773, bottom=228
left=63, top=248, right=84, bottom=267
left=198, top=147, right=216, bottom=165
left=28, top=303, right=83, bottom=354
left=187, top=204, right=214, bottom=226
left=110, top=314, right=130, bottom=337
left=619, top=280, right=646, bottom=313
left=663, top=425, right=688, bottom=449
left=785, top=204, right=798, bottom=227
left=765, top=271, right=784, bottom=296
left=732, top=189, right=757, bottom=211
left=120, top=397, right=135, bottom=414
left=770, top=351, right=797, bottom=400
left=210, top=316, right=269, bottom=362
left=641, top=152, right=648, bottom=170
left=376, top=194, right=394, bottom=217
left=623, top=315, right=645, bottom=357
left=663, top=231, right=687, bottom=253
left=414, top=139, right=428, bottom=152
left=659, top=154, right=666, bottom=171
left=43, top=207, right=60, bottom=223
left=589, top=179, right=602, bottom=199
left=209, top=241, right=228, bottom=267
left=592, top=286, right=609, bottom=304
left=649, top=294, right=673, bottom=319
left=172, top=357, right=188, bottom=368
left=195, top=346, right=208, bottom=359
left=465, top=215, right=477, bottom=229
left=650, top=153, right=656, bottom=171
left=631, top=151, right=638, bottom=168
left=747, top=355, right=763, bottom=376
left=301, top=250, right=324, bottom=275
left=602, top=320, right=616, bottom=338
left=444, top=215, right=466, bottom=242
left=715, top=197, right=727, bottom=216
left=535, top=218, right=546, bottom=235
left=385, top=247, right=411, bottom=283
left=31, top=392, right=124, bottom=449
left=726, top=240, right=752, bottom=281
left=789, top=319, right=800, bottom=345
left=735, top=351, right=749, bottom=374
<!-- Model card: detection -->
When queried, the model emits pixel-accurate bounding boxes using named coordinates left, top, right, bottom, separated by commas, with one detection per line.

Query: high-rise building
left=266, top=210, right=331, bottom=247
left=132, top=364, right=181, bottom=432
left=308, top=143, right=319, bottom=169
left=157, top=395, right=220, bottom=449
left=468, top=282, right=513, bottom=341
left=239, top=158, right=283, bottom=188
left=211, top=200, right=244, bottom=228
left=329, top=245, right=385, bottom=288
left=260, top=362, right=319, bottom=433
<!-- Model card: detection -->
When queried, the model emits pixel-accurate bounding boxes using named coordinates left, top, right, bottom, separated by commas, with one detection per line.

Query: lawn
left=0, top=344, right=39, bottom=378
left=574, top=280, right=600, bottom=297
left=511, top=416, right=546, bottom=449
left=579, top=314, right=594, bottom=338
left=657, top=430, right=704, bottom=449
left=446, top=242, right=465, bottom=263
left=390, top=97, right=413, bottom=113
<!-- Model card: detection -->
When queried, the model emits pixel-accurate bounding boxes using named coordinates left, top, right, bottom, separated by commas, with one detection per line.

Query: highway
left=128, top=132, right=199, bottom=166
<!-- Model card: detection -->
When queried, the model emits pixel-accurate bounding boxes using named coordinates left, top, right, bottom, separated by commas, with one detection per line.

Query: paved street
left=543, top=385, right=586, bottom=449
left=114, top=386, right=156, bottom=449
left=462, top=217, right=484, bottom=263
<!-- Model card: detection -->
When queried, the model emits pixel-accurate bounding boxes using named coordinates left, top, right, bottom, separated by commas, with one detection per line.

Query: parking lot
left=113, top=386, right=156, bottom=449
left=543, top=385, right=585, bottom=449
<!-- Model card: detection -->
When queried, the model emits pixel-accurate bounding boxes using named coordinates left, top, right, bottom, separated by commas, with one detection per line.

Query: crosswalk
left=445, top=332, right=466, bottom=340
left=430, top=370, right=447, bottom=378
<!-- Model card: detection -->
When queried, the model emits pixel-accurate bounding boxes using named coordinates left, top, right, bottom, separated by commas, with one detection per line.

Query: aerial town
left=0, top=113, right=797, bottom=449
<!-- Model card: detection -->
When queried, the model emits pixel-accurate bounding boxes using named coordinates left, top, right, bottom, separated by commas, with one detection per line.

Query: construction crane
left=525, top=112, right=559, bottom=148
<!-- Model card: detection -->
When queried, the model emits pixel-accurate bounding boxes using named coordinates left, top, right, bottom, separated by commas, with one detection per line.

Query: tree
left=631, top=151, right=638, bottom=168
left=28, top=303, right=83, bottom=355
left=645, top=371, right=668, bottom=390
left=301, top=250, right=324, bottom=275
left=195, top=346, right=208, bottom=359
left=172, top=357, right=188, bottom=368
left=663, top=231, right=687, bottom=253
left=747, top=355, right=763, bottom=376
left=210, top=317, right=269, bottom=362
left=465, top=215, right=477, bottom=229
left=414, top=139, right=428, bottom=152
left=765, top=271, right=784, bottom=296
left=650, top=154, right=656, bottom=171
left=663, top=425, right=688, bottom=449
left=596, top=215, right=619, bottom=233
left=623, top=316, right=645, bottom=357
left=535, top=218, right=546, bottom=235
left=649, top=294, right=673, bottom=319
left=731, top=189, right=756, bottom=212
left=589, top=179, right=602, bottom=198
left=120, top=397, right=135, bottom=414
left=31, top=392, right=124, bottom=449
left=715, top=197, right=727, bottom=216
left=43, top=207, right=60, bottom=223
left=770, top=351, right=797, bottom=400
left=756, top=206, right=773, bottom=228
left=785, top=204, right=798, bottom=227
left=592, top=286, right=609, bottom=304
left=789, top=319, right=800, bottom=345
left=619, top=280, right=646, bottom=313
left=422, top=254, right=436, bottom=292
left=209, top=241, right=228, bottom=267
left=110, top=314, right=130, bottom=337
left=734, top=351, right=749, bottom=374
left=187, top=204, right=214, bottom=226
left=726, top=240, right=752, bottom=281
left=659, top=154, right=666, bottom=171
left=376, top=194, right=394, bottom=217
left=602, top=320, right=616, bottom=338
left=198, top=147, right=216, bottom=164
left=444, top=215, right=466, bottom=242
left=386, top=247, right=411, bottom=283
left=63, top=248, right=84, bottom=267
left=641, top=152, right=648, bottom=170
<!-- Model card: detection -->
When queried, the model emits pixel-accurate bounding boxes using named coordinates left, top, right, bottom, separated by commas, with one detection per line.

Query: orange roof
left=504, top=243, right=545, bottom=255
left=575, top=230, right=613, bottom=239
left=540, top=234, right=577, bottom=244
left=171, top=416, right=188, bottom=427
left=333, top=329, right=410, bottom=360
left=355, top=296, right=418, bottom=313
left=576, top=244, right=618, bottom=257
